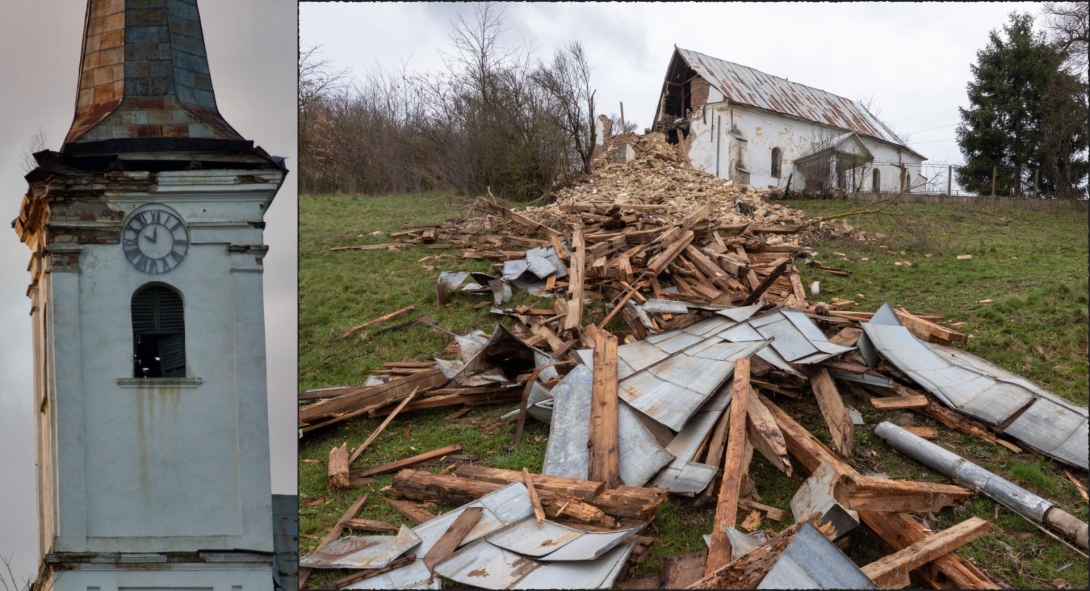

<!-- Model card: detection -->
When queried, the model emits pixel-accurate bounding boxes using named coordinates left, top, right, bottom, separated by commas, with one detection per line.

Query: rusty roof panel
left=65, top=0, right=244, bottom=148
left=676, top=47, right=912, bottom=150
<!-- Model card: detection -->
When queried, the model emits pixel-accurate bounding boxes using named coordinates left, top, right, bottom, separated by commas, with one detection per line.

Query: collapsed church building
left=640, top=47, right=929, bottom=194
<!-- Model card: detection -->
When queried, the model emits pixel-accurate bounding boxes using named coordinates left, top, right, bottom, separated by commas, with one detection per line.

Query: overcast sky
left=301, top=1, right=1046, bottom=181
left=0, top=0, right=297, bottom=580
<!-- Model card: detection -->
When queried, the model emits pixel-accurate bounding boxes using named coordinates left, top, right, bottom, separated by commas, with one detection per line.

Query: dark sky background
left=0, top=0, right=298, bottom=580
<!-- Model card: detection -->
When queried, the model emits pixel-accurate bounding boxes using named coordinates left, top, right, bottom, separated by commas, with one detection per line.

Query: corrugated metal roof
left=676, top=47, right=919, bottom=155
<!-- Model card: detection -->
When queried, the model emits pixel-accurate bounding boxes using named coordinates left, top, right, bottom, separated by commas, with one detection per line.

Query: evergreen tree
left=956, top=13, right=1087, bottom=197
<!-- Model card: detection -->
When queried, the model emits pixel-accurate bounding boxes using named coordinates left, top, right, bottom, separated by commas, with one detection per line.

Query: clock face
left=122, top=208, right=189, bottom=274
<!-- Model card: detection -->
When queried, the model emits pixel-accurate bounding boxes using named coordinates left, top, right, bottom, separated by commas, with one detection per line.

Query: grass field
left=299, top=192, right=1088, bottom=589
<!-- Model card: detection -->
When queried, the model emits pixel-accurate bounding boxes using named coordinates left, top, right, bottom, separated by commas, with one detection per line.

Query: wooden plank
left=741, top=259, right=789, bottom=305
left=806, top=366, right=854, bottom=457
left=352, top=444, right=463, bottom=479
left=861, top=517, right=993, bottom=589
left=386, top=497, right=436, bottom=525
left=760, top=394, right=854, bottom=476
left=746, top=390, right=792, bottom=476
left=705, top=357, right=752, bottom=576
left=341, top=518, right=401, bottom=534
left=474, top=196, right=562, bottom=237
left=838, top=476, right=973, bottom=513
left=328, top=443, right=350, bottom=489
left=453, top=465, right=665, bottom=520
left=523, top=468, right=546, bottom=524
left=829, top=327, right=863, bottom=347
left=348, top=388, right=419, bottom=465
left=663, top=550, right=708, bottom=589
left=588, top=330, right=621, bottom=488
left=422, top=506, right=484, bottom=573
left=872, top=395, right=929, bottom=410
left=648, top=230, right=695, bottom=275
left=342, top=305, right=416, bottom=339
left=788, top=268, right=808, bottom=309
left=564, top=226, right=586, bottom=331
left=902, top=426, right=938, bottom=439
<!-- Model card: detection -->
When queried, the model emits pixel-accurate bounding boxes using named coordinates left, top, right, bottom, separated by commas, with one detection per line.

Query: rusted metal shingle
left=65, top=0, right=243, bottom=147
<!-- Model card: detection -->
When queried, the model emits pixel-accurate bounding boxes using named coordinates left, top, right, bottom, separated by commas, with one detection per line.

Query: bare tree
left=609, top=113, right=638, bottom=134
left=533, top=42, right=596, bottom=173
left=1042, top=2, right=1089, bottom=74
left=20, top=128, right=49, bottom=173
left=1, top=554, right=31, bottom=591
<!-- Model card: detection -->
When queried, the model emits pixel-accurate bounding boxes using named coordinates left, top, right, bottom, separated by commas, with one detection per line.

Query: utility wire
left=903, top=122, right=959, bottom=135
left=910, top=137, right=957, bottom=145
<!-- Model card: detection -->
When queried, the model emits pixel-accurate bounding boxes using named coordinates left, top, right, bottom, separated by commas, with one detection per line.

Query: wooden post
left=991, top=166, right=996, bottom=197
left=620, top=102, right=626, bottom=134
left=705, top=358, right=752, bottom=576
left=588, top=330, right=620, bottom=488
left=947, top=165, right=952, bottom=196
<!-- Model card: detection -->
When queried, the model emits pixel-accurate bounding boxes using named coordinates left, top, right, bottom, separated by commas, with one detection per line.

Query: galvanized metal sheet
left=618, top=401, right=677, bottom=487
left=619, top=371, right=712, bottom=432
left=719, top=322, right=766, bottom=343
left=782, top=310, right=854, bottom=357
left=1004, top=399, right=1089, bottom=469
left=651, top=461, right=718, bottom=495
left=512, top=542, right=636, bottom=589
left=344, top=560, right=439, bottom=589
left=717, top=304, right=764, bottom=322
left=828, top=370, right=892, bottom=389
left=434, top=539, right=539, bottom=589
left=487, top=519, right=587, bottom=558
left=654, top=331, right=707, bottom=354
left=755, top=318, right=821, bottom=362
left=536, top=528, right=639, bottom=562
left=542, top=366, right=594, bottom=479
left=676, top=48, right=911, bottom=153
left=411, top=483, right=533, bottom=558
left=641, top=299, right=691, bottom=315
left=617, top=340, right=671, bottom=373
left=300, top=525, right=421, bottom=570
left=756, top=522, right=875, bottom=589
left=863, top=303, right=1086, bottom=468
left=682, top=316, right=736, bottom=336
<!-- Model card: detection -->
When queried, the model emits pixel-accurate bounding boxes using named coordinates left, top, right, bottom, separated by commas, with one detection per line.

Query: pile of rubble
left=301, top=132, right=1088, bottom=589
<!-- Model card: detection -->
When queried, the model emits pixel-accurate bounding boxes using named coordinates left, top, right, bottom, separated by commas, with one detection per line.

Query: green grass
left=299, top=193, right=1088, bottom=589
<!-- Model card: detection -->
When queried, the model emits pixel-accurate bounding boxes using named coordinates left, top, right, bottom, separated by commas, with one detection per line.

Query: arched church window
left=873, top=168, right=881, bottom=193
left=771, top=147, right=782, bottom=178
left=132, top=285, right=186, bottom=378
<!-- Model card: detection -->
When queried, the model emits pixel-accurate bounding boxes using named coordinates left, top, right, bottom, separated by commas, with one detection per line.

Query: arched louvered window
left=771, top=147, right=782, bottom=178
left=873, top=168, right=881, bottom=193
left=132, top=285, right=186, bottom=378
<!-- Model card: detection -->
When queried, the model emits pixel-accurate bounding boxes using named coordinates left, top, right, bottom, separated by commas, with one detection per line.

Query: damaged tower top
left=58, top=0, right=271, bottom=164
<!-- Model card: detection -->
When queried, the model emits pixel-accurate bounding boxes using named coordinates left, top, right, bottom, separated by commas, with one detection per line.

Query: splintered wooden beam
left=838, top=476, right=973, bottom=513
left=523, top=468, right=546, bottom=524
left=328, top=443, right=350, bottom=489
left=762, top=395, right=997, bottom=589
left=386, top=498, right=436, bottom=524
left=742, top=259, right=789, bottom=305
left=648, top=230, right=695, bottom=275
left=806, top=366, right=854, bottom=457
left=861, top=517, right=993, bottom=589
left=871, top=395, right=929, bottom=410
left=564, top=226, right=586, bottom=331
left=474, top=196, right=562, bottom=236
left=588, top=330, right=620, bottom=488
left=746, top=388, right=792, bottom=476
left=690, top=521, right=805, bottom=589
left=422, top=506, right=484, bottom=573
left=352, top=444, right=463, bottom=479
left=705, top=357, right=752, bottom=576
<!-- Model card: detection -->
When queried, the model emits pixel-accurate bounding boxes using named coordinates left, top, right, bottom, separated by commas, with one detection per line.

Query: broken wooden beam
left=564, top=226, right=586, bottom=332
left=837, top=475, right=973, bottom=513
left=328, top=443, right=349, bottom=490
left=390, top=469, right=617, bottom=528
left=299, top=367, right=446, bottom=430
left=452, top=465, right=666, bottom=520
left=871, top=395, right=929, bottom=410
left=348, top=387, right=419, bottom=465
left=385, top=497, right=436, bottom=524
left=523, top=468, right=546, bottom=524
left=588, top=330, right=621, bottom=488
left=689, top=521, right=805, bottom=589
left=422, top=506, right=484, bottom=573
left=806, top=366, right=854, bottom=457
left=705, top=359, right=752, bottom=576
left=861, top=517, right=993, bottom=589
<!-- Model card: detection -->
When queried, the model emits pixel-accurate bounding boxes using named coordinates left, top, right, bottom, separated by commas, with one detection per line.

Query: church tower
left=13, top=1, right=288, bottom=589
